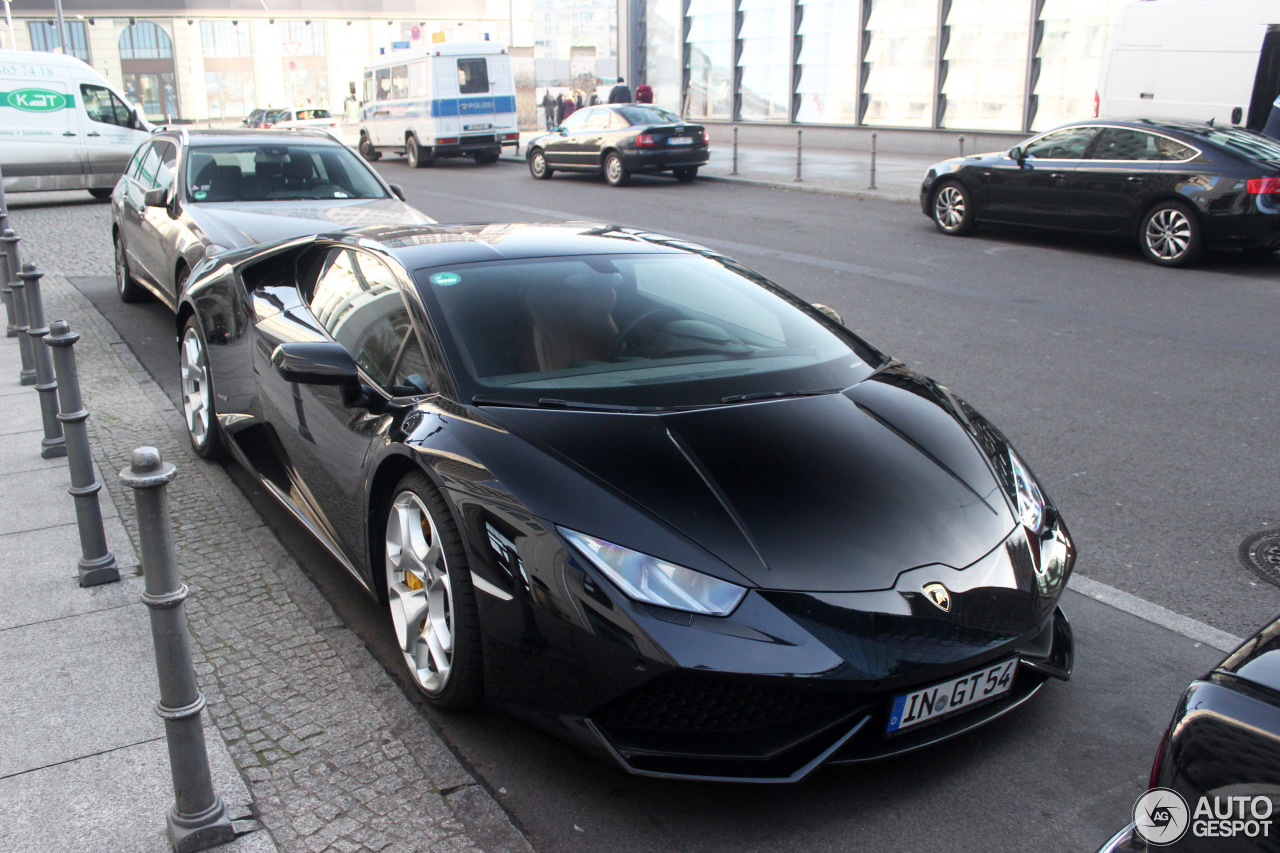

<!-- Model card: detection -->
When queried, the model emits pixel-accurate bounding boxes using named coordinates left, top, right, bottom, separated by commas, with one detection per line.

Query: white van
left=1097, top=0, right=1280, bottom=129
left=0, top=49, right=152, bottom=198
left=357, top=42, right=518, bottom=167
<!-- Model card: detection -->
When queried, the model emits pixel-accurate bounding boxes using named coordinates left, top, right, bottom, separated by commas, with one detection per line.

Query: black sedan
left=525, top=104, right=709, bottom=186
left=1097, top=615, right=1280, bottom=851
left=112, top=128, right=432, bottom=309
left=921, top=119, right=1280, bottom=267
left=177, top=222, right=1074, bottom=782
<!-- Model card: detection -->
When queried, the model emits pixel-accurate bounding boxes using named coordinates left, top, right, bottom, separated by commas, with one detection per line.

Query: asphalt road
left=67, top=156, right=1280, bottom=852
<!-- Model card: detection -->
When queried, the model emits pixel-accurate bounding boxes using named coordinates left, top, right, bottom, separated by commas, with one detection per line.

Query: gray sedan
left=111, top=128, right=434, bottom=308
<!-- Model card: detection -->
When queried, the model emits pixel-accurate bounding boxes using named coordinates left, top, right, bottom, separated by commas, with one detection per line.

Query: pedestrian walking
left=635, top=83, right=653, bottom=104
left=554, top=91, right=565, bottom=126
left=543, top=90, right=555, bottom=129
left=561, top=92, right=577, bottom=120
left=589, top=91, right=600, bottom=106
left=608, top=77, right=632, bottom=104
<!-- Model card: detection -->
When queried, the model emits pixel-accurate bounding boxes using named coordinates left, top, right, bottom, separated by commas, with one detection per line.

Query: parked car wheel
left=358, top=134, right=381, bottom=161
left=406, top=135, right=433, bottom=168
left=1139, top=200, right=1203, bottom=267
left=179, top=317, right=225, bottom=460
left=528, top=148, right=553, bottom=180
left=931, top=181, right=976, bottom=235
left=114, top=234, right=147, bottom=304
left=604, top=152, right=631, bottom=187
left=384, top=471, right=483, bottom=710
left=673, top=167, right=698, bottom=183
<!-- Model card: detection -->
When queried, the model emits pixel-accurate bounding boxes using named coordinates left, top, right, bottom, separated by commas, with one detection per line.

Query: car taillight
left=1093, top=90, right=1099, bottom=118
left=1247, top=177, right=1280, bottom=194
left=636, top=133, right=655, bottom=148
left=502, top=132, right=519, bottom=141
left=1149, top=725, right=1170, bottom=789
left=437, top=137, right=457, bottom=145
left=703, top=129, right=710, bottom=144
left=262, top=122, right=274, bottom=128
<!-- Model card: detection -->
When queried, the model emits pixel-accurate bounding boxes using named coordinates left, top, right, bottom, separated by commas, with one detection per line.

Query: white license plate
left=667, top=136, right=692, bottom=145
left=886, top=658, right=1017, bottom=734
left=465, top=123, right=492, bottom=131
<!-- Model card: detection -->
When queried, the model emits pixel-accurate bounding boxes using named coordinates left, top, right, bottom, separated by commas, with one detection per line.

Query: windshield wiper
left=471, top=395, right=663, bottom=413
left=718, top=387, right=843, bottom=405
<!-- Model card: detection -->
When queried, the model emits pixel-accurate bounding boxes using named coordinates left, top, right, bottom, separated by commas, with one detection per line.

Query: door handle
left=86, top=132, right=101, bottom=137
left=374, top=110, right=390, bottom=116
left=1049, top=173, right=1066, bottom=181
left=63, top=131, right=76, bottom=137
left=1126, top=176, right=1145, bottom=182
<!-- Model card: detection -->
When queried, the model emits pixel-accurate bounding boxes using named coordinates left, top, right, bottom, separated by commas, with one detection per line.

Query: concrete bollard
left=869, top=131, right=879, bottom=190
left=8, top=253, right=37, bottom=386
left=959, top=135, right=966, bottom=156
left=18, top=263, right=66, bottom=459
left=120, top=447, right=236, bottom=853
left=794, top=129, right=804, bottom=182
left=731, top=126, right=739, bottom=176
left=46, top=320, right=120, bottom=587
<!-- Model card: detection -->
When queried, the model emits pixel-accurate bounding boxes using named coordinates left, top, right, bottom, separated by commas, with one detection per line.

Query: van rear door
left=0, top=78, right=86, bottom=191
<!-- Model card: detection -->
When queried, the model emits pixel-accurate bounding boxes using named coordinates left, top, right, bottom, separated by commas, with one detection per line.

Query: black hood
left=485, top=372, right=1016, bottom=592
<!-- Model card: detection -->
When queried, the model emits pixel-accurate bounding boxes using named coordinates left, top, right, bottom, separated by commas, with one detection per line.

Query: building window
left=941, top=0, right=1030, bottom=131
left=200, top=21, right=253, bottom=58
left=28, top=20, right=89, bottom=63
left=686, top=0, right=734, bottom=120
left=205, top=71, right=256, bottom=119
left=277, top=20, right=326, bottom=57
left=796, top=0, right=861, bottom=124
left=119, top=21, right=174, bottom=60
left=643, top=0, right=683, bottom=109
left=863, top=0, right=939, bottom=127
left=739, top=0, right=792, bottom=121
left=1033, top=0, right=1128, bottom=130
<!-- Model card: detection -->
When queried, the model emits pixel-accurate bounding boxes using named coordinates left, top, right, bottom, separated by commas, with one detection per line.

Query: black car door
left=974, top=126, right=1099, bottom=227
left=1071, top=128, right=1192, bottom=233
left=266, top=246, right=435, bottom=571
left=544, top=108, right=593, bottom=169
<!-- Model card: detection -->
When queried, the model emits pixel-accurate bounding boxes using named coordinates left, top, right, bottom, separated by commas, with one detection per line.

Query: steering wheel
left=609, top=306, right=683, bottom=360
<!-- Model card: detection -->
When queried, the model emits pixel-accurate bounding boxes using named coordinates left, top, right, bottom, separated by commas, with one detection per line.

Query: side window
left=363, top=72, right=374, bottom=103
left=124, top=144, right=149, bottom=180
left=81, top=84, right=133, bottom=127
left=1023, top=127, right=1098, bottom=160
left=375, top=68, right=391, bottom=101
left=560, top=109, right=591, bottom=132
left=154, top=142, right=177, bottom=192
left=391, top=64, right=409, bottom=100
left=1086, top=128, right=1162, bottom=161
left=457, top=58, right=489, bottom=94
left=1156, top=137, right=1197, bottom=162
left=583, top=109, right=611, bottom=131
left=135, top=144, right=162, bottom=189
left=310, top=249, right=430, bottom=394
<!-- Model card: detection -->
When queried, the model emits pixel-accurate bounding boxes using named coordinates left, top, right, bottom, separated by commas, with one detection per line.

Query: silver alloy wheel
left=1144, top=207, right=1192, bottom=261
left=530, top=150, right=546, bottom=177
left=115, top=237, right=128, bottom=296
left=180, top=325, right=211, bottom=449
left=407, top=136, right=418, bottom=167
left=606, top=154, right=624, bottom=184
left=386, top=491, right=455, bottom=694
left=934, top=185, right=967, bottom=231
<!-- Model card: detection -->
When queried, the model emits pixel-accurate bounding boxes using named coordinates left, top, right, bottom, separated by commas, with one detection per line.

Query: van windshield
left=185, top=143, right=388, bottom=202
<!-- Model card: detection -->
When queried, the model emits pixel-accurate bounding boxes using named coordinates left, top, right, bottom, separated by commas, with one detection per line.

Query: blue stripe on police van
left=431, top=95, right=517, bottom=117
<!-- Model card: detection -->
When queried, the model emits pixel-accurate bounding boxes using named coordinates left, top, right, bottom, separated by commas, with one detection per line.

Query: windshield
left=414, top=253, right=877, bottom=410
left=618, top=105, right=683, bottom=126
left=184, top=142, right=388, bottom=202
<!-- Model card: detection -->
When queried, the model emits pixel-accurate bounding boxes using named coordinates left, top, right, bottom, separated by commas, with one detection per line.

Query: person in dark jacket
left=554, top=91, right=565, bottom=126
left=542, top=90, right=555, bottom=129
left=561, top=92, right=577, bottom=120
left=635, top=83, right=653, bottom=104
left=608, top=77, right=632, bottom=104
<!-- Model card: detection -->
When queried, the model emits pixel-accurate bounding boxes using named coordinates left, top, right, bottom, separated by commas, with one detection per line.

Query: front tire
left=406, top=135, right=433, bottom=168
left=931, top=181, right=976, bottom=235
left=1139, top=201, right=1203, bottom=267
left=114, top=234, right=147, bottom=304
left=358, top=134, right=381, bottom=161
left=383, top=471, right=483, bottom=710
left=179, top=317, right=224, bottom=460
left=528, top=148, right=553, bottom=179
left=604, top=152, right=631, bottom=187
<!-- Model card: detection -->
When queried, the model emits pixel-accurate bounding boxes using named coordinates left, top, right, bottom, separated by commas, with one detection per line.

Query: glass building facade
left=642, top=0, right=1130, bottom=133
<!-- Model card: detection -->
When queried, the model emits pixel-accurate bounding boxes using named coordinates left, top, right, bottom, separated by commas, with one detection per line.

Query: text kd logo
left=6, top=88, right=69, bottom=112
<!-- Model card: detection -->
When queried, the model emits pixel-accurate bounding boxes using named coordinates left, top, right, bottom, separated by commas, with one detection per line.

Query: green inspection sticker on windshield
left=431, top=272, right=461, bottom=287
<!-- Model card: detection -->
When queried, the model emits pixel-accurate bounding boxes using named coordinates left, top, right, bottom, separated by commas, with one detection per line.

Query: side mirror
left=1232, top=106, right=1243, bottom=125
left=1009, top=146, right=1025, bottom=164
left=388, top=183, right=406, bottom=201
left=271, top=342, right=359, bottom=386
left=144, top=187, right=168, bottom=208
left=812, top=303, right=843, bottom=325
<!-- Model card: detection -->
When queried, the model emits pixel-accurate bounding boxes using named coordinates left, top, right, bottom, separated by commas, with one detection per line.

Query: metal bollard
left=794, top=129, right=804, bottom=182
left=120, top=448, right=236, bottom=853
left=19, top=263, right=66, bottom=458
left=731, top=126, right=739, bottom=175
left=959, top=135, right=966, bottom=157
left=1, top=244, right=15, bottom=340
left=46, top=320, right=120, bottom=586
left=3, top=228, right=21, bottom=339
left=8, top=256, right=37, bottom=386
left=869, top=132, right=878, bottom=190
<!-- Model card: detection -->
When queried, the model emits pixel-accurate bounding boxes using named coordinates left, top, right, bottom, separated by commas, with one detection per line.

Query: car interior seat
left=193, top=159, right=244, bottom=202
left=519, top=271, right=621, bottom=372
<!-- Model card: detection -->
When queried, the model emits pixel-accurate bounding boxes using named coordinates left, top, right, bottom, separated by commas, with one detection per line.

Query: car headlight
left=1008, top=450, right=1047, bottom=534
left=559, top=528, right=746, bottom=616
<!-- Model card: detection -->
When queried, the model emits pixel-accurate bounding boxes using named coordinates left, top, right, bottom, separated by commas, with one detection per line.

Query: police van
left=0, top=49, right=151, bottom=198
left=1097, top=0, right=1280, bottom=129
left=357, top=41, right=518, bottom=167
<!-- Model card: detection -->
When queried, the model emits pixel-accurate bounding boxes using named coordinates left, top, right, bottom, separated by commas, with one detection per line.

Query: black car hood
left=484, top=372, right=1016, bottom=593
left=187, top=198, right=435, bottom=250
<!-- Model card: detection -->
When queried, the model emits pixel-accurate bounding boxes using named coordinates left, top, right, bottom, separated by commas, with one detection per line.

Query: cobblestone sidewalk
left=8, top=198, right=531, bottom=853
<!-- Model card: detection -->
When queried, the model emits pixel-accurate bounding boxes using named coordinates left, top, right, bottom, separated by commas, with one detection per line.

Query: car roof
left=154, top=128, right=341, bottom=147
left=319, top=222, right=715, bottom=271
